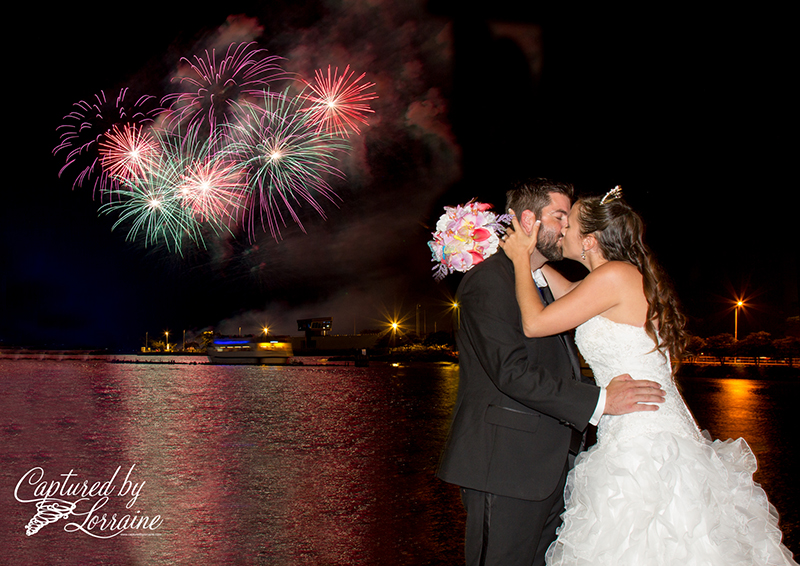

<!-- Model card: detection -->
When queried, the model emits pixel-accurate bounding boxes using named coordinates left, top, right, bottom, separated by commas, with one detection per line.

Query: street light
left=390, top=321, right=399, bottom=352
left=452, top=301, right=460, bottom=330
left=734, top=300, right=745, bottom=341
left=165, top=330, right=170, bottom=352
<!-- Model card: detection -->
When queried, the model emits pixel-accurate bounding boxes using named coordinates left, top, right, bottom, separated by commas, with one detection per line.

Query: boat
left=206, top=336, right=293, bottom=365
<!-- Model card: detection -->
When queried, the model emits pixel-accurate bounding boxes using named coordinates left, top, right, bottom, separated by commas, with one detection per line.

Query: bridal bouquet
left=428, top=201, right=511, bottom=281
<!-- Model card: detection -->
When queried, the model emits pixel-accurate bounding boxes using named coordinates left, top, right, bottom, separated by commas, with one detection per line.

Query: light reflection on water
left=0, top=360, right=796, bottom=564
left=1, top=359, right=463, bottom=565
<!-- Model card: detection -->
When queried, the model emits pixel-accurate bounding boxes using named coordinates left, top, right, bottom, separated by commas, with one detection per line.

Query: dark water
left=0, top=359, right=797, bottom=565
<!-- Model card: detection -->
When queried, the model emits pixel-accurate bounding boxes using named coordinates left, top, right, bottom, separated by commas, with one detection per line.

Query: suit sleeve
left=459, top=261, right=600, bottom=429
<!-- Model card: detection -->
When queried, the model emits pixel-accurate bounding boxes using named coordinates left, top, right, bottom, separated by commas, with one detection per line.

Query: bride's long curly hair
left=576, top=195, right=688, bottom=361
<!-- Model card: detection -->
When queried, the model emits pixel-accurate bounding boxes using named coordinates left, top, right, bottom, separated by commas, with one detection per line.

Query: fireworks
left=53, top=89, right=162, bottom=196
left=299, top=65, right=378, bottom=137
left=100, top=127, right=248, bottom=253
left=168, top=126, right=247, bottom=229
left=55, top=41, right=378, bottom=253
left=177, top=156, right=245, bottom=225
left=99, top=123, right=160, bottom=185
left=101, top=171, right=199, bottom=254
left=100, top=130, right=205, bottom=253
left=225, top=90, right=348, bottom=238
left=162, top=42, right=287, bottom=134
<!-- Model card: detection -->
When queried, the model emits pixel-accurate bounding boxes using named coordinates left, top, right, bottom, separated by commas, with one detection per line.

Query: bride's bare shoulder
left=589, top=261, right=648, bottom=325
left=590, top=261, right=641, bottom=284
left=572, top=261, right=642, bottom=306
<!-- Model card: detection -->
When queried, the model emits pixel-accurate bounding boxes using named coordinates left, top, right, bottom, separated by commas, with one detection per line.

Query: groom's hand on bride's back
left=603, top=374, right=666, bottom=415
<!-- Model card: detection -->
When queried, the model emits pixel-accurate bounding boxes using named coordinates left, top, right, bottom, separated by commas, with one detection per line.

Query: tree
left=735, top=332, right=774, bottom=364
left=685, top=335, right=706, bottom=359
left=704, top=333, right=735, bottom=362
left=786, top=316, right=800, bottom=338
left=424, top=330, right=456, bottom=348
left=773, top=336, right=800, bottom=367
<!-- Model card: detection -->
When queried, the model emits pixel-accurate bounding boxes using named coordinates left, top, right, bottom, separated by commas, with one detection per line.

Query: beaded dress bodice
left=575, top=316, right=701, bottom=445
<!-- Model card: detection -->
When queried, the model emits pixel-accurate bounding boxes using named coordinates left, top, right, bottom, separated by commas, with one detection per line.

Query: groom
left=437, top=178, right=666, bottom=566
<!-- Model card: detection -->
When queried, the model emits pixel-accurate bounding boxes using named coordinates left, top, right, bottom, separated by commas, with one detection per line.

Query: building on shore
left=294, top=317, right=380, bottom=352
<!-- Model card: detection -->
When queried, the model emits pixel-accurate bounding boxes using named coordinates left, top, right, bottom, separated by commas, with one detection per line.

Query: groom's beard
left=536, top=225, right=563, bottom=261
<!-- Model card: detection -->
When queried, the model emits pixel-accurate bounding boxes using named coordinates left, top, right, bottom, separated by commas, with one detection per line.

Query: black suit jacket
left=437, top=252, right=600, bottom=501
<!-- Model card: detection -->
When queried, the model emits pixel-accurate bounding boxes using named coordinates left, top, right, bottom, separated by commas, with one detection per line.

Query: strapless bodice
left=575, top=316, right=701, bottom=444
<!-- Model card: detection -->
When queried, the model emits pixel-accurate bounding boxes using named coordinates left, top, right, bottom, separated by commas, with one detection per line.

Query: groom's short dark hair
left=506, top=178, right=574, bottom=219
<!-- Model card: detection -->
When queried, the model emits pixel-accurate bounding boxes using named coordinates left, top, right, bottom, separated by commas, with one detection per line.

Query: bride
left=500, top=188, right=797, bottom=565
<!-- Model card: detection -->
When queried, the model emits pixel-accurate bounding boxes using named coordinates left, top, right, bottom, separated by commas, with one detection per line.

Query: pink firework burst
left=177, top=157, right=246, bottom=226
left=99, top=123, right=160, bottom=183
left=53, top=88, right=163, bottom=197
left=299, top=65, right=378, bottom=137
left=162, top=42, right=287, bottom=133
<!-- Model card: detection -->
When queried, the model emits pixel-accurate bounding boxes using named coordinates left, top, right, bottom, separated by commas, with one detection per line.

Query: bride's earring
left=581, top=249, right=586, bottom=260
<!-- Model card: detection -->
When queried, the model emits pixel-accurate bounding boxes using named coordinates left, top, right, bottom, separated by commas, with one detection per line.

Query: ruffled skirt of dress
left=546, top=431, right=797, bottom=565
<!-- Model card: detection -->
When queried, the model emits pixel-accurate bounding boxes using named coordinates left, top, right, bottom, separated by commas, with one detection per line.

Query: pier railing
left=683, top=355, right=797, bottom=367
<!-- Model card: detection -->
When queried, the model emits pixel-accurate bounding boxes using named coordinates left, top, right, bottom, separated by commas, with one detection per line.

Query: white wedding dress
left=546, top=315, right=797, bottom=565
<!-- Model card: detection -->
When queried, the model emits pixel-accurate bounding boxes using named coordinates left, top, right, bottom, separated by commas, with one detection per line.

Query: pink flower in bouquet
left=428, top=200, right=511, bottom=280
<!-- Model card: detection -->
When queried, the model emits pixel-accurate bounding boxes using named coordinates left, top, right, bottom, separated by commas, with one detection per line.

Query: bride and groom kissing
left=436, top=178, right=797, bottom=565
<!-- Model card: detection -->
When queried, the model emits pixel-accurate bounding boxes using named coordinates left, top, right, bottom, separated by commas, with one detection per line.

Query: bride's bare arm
left=541, top=265, right=581, bottom=300
left=501, top=217, right=624, bottom=337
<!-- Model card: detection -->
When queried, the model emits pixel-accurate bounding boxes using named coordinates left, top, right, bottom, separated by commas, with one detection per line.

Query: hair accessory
left=428, top=200, right=512, bottom=281
left=600, top=185, right=622, bottom=205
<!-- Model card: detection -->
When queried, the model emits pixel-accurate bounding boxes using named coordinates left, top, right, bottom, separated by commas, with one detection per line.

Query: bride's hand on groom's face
left=500, top=212, right=539, bottom=263
left=603, top=373, right=666, bottom=415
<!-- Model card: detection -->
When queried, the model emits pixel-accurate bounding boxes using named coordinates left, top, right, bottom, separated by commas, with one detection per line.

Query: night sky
left=2, top=3, right=795, bottom=351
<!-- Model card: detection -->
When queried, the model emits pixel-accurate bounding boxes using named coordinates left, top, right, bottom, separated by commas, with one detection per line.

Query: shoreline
left=0, top=349, right=459, bottom=366
left=2, top=350, right=797, bottom=379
